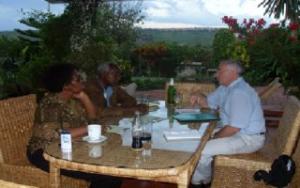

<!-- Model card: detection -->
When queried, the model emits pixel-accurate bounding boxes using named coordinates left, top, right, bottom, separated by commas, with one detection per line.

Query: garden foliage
left=214, top=16, right=300, bottom=95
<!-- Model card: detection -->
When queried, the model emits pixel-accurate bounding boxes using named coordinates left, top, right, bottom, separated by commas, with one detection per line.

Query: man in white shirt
left=190, top=59, right=265, bottom=186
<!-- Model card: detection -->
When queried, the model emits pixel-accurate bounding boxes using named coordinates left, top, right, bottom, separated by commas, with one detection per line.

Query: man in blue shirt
left=190, top=59, right=265, bottom=186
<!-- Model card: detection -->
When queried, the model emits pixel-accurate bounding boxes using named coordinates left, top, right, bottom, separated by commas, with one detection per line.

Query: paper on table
left=107, top=125, right=126, bottom=135
left=163, top=122, right=209, bottom=141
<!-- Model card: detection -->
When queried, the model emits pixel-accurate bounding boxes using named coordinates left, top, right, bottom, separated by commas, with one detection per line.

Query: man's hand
left=197, top=93, right=208, bottom=108
left=190, top=95, right=198, bottom=107
left=190, top=93, right=209, bottom=108
left=73, top=91, right=97, bottom=120
left=72, top=91, right=88, bottom=100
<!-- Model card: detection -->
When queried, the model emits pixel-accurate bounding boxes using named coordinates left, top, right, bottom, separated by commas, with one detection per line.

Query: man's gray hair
left=220, top=59, right=244, bottom=75
left=97, top=63, right=111, bottom=76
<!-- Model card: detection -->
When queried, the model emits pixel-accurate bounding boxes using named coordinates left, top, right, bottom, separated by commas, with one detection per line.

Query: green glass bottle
left=167, top=78, right=176, bottom=105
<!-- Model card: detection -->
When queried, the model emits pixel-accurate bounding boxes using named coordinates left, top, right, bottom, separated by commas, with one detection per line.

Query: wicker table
left=44, top=102, right=217, bottom=188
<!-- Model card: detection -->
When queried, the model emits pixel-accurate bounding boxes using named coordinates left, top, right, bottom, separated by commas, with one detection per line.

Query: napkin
left=106, top=125, right=126, bottom=134
left=163, top=130, right=201, bottom=141
left=163, top=122, right=209, bottom=141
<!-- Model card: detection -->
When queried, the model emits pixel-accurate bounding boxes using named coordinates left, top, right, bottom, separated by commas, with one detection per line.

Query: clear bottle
left=132, top=111, right=143, bottom=150
left=167, top=78, right=176, bottom=105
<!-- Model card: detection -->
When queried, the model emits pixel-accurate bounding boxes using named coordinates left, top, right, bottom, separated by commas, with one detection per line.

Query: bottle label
left=61, top=131, right=72, bottom=153
left=167, top=85, right=176, bottom=104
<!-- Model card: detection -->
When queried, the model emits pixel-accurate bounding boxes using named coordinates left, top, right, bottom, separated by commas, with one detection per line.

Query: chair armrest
left=214, top=155, right=271, bottom=171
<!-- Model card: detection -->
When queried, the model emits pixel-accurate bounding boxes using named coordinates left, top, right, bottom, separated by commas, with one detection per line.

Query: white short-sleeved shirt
left=207, top=77, right=265, bottom=135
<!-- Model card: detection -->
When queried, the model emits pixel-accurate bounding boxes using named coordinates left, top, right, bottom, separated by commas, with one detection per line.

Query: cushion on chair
left=121, top=83, right=137, bottom=97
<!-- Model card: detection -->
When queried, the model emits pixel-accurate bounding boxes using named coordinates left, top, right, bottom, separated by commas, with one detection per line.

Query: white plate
left=82, top=135, right=107, bottom=143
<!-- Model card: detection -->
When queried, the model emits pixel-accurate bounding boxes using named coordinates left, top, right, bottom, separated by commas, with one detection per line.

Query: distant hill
left=137, top=28, right=220, bottom=46
left=0, top=31, right=19, bottom=38
left=1, top=27, right=220, bottom=46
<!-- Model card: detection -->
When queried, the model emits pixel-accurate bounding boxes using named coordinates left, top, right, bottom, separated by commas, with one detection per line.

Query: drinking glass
left=141, top=121, right=152, bottom=156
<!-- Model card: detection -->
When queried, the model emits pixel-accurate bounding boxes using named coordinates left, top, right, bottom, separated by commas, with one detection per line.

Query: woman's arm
left=67, top=126, right=87, bottom=138
left=73, top=91, right=97, bottom=120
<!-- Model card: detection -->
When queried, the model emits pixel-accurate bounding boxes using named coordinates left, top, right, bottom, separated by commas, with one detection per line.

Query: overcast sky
left=0, top=0, right=280, bottom=31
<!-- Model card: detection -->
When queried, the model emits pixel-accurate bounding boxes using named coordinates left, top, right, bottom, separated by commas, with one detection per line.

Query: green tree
left=66, top=1, right=144, bottom=75
left=245, top=26, right=300, bottom=91
left=0, top=1, right=143, bottom=98
left=212, top=29, right=235, bottom=67
left=259, top=0, right=300, bottom=22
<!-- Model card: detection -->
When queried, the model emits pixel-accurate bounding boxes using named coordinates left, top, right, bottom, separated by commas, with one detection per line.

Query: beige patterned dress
left=28, top=93, right=88, bottom=154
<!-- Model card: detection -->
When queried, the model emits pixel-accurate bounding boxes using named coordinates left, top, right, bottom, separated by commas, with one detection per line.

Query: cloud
left=0, top=1, right=65, bottom=31
left=141, top=0, right=281, bottom=28
left=144, top=1, right=172, bottom=18
left=136, top=21, right=205, bottom=28
left=0, top=4, right=16, bottom=19
left=202, top=0, right=265, bottom=17
left=0, top=0, right=282, bottom=31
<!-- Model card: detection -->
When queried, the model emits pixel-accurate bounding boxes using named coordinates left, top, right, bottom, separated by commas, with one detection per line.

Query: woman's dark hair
left=43, top=63, right=78, bottom=92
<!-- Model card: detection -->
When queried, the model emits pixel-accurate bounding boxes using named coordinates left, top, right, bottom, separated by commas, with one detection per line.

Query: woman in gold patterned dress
left=27, top=63, right=119, bottom=188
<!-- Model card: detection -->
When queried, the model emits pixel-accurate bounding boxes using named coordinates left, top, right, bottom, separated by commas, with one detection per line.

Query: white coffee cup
left=87, top=124, right=101, bottom=141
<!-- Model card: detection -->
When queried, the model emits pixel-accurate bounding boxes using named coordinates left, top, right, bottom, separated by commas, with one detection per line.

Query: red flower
left=288, top=35, right=297, bottom=42
left=289, top=22, right=299, bottom=31
left=269, top=23, right=279, bottom=28
left=246, top=19, right=254, bottom=29
left=257, top=18, right=266, bottom=26
left=222, top=16, right=238, bottom=31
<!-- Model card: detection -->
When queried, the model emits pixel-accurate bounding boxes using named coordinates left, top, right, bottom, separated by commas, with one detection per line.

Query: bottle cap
left=170, top=78, right=174, bottom=85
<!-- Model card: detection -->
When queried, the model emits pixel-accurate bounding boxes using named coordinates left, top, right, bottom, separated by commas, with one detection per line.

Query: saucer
left=82, top=136, right=107, bottom=143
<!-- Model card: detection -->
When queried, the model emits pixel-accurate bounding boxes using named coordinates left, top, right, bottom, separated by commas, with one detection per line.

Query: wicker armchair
left=259, top=78, right=284, bottom=128
left=0, top=94, right=89, bottom=188
left=211, top=96, right=300, bottom=188
left=211, top=143, right=300, bottom=188
left=259, top=77, right=282, bottom=102
left=0, top=179, right=38, bottom=188
left=165, top=82, right=216, bottom=106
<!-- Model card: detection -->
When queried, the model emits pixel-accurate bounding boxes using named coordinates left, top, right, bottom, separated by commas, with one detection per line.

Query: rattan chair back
left=0, top=94, right=36, bottom=164
left=259, top=77, right=282, bottom=102
left=0, top=179, right=38, bottom=188
left=165, top=82, right=215, bottom=106
left=290, top=137, right=300, bottom=187
left=276, top=96, right=300, bottom=155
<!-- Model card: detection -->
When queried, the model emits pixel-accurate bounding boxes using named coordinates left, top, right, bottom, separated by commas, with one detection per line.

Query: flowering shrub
left=222, top=16, right=266, bottom=39
left=218, top=16, right=267, bottom=67
left=289, top=22, right=299, bottom=30
left=217, top=16, right=300, bottom=94
left=222, top=16, right=238, bottom=32
left=288, top=22, right=299, bottom=41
